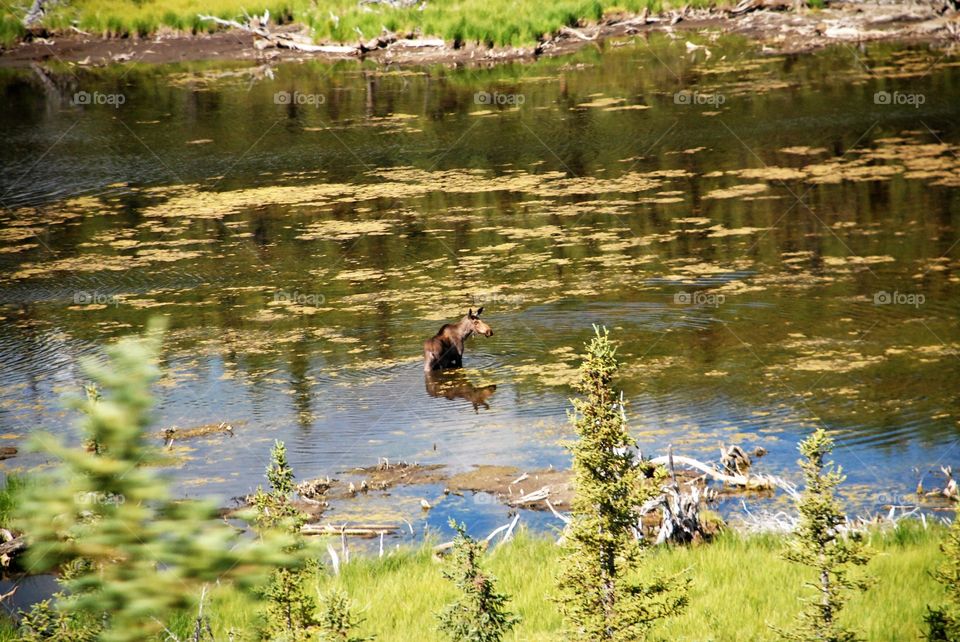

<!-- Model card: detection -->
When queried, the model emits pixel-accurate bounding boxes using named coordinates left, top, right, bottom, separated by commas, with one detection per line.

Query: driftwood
left=543, top=446, right=797, bottom=545
left=161, top=422, right=234, bottom=447
left=0, top=535, right=26, bottom=566
left=649, top=454, right=799, bottom=500
left=391, top=37, right=445, bottom=48
left=197, top=13, right=443, bottom=55
left=198, top=13, right=355, bottom=53
left=301, top=523, right=399, bottom=537
left=640, top=484, right=711, bottom=545
left=23, top=0, right=46, bottom=27
left=637, top=446, right=717, bottom=544
left=433, top=515, right=521, bottom=557
left=296, top=476, right=332, bottom=500
left=730, top=0, right=805, bottom=16
left=559, top=27, right=599, bottom=42
left=922, top=466, right=959, bottom=501
left=508, top=485, right=551, bottom=506
left=719, top=443, right=766, bottom=476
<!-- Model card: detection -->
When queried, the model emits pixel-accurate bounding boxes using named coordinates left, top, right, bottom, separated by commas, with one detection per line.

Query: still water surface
left=1, top=34, right=959, bottom=534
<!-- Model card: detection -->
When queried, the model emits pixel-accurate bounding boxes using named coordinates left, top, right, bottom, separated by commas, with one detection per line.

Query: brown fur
left=423, top=307, right=493, bottom=372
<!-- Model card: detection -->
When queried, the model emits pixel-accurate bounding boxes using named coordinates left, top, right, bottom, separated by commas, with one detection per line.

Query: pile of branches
left=197, top=10, right=442, bottom=55
left=544, top=443, right=799, bottom=545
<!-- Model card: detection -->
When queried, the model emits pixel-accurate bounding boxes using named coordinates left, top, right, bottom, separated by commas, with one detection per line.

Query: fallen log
left=390, top=37, right=445, bottom=48
left=637, top=446, right=718, bottom=545
left=434, top=515, right=521, bottom=557
left=23, top=0, right=46, bottom=27
left=639, top=484, right=711, bottom=545
left=648, top=454, right=799, bottom=500
left=197, top=14, right=443, bottom=55
left=0, top=535, right=26, bottom=565
left=508, top=485, right=551, bottom=506
left=197, top=14, right=356, bottom=53
left=301, top=523, right=399, bottom=537
left=730, top=0, right=805, bottom=15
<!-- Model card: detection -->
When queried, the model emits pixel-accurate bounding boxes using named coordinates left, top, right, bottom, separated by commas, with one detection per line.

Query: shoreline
left=2, top=2, right=958, bottom=69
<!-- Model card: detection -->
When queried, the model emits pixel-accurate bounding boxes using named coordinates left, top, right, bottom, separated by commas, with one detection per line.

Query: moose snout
left=486, top=329, right=494, bottom=337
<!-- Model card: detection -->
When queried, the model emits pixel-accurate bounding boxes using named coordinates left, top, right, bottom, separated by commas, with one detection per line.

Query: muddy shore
left=2, top=2, right=958, bottom=69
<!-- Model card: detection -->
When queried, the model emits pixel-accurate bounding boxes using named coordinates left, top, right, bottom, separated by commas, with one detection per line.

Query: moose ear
left=476, top=306, right=484, bottom=316
left=468, top=308, right=475, bottom=318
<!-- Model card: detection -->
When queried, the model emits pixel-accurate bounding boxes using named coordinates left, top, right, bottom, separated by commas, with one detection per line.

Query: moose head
left=467, top=307, right=493, bottom=337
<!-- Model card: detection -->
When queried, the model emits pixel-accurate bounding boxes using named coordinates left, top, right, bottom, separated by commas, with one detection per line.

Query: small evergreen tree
left=437, top=520, right=518, bottom=642
left=254, top=440, right=323, bottom=642
left=556, top=326, right=687, bottom=641
left=17, top=598, right=99, bottom=642
left=18, top=559, right=101, bottom=641
left=778, top=428, right=870, bottom=642
left=81, top=382, right=103, bottom=455
left=16, top=320, right=303, bottom=642
left=252, top=440, right=305, bottom=531
left=318, top=588, right=371, bottom=642
left=925, top=502, right=960, bottom=641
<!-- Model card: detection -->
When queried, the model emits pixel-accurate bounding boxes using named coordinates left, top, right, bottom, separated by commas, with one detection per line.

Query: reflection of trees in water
left=289, top=337, right=313, bottom=430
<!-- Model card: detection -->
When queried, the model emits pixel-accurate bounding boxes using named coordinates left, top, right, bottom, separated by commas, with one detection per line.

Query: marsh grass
left=16, top=0, right=720, bottom=48
left=6, top=522, right=929, bottom=642
left=0, top=474, right=30, bottom=526
left=0, top=12, right=24, bottom=46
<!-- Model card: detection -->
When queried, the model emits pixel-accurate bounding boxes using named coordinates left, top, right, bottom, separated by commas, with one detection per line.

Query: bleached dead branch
left=649, top=454, right=799, bottom=500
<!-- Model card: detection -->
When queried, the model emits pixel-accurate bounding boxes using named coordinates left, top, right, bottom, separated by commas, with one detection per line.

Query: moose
left=423, top=307, right=494, bottom=372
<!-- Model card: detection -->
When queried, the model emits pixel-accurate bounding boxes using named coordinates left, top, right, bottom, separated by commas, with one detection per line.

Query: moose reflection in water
left=422, top=307, right=494, bottom=372
left=424, top=371, right=498, bottom=412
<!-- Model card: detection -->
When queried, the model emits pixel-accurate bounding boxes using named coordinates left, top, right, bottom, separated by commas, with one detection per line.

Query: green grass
left=0, top=474, right=30, bottom=526
left=17, top=521, right=930, bottom=642
left=10, top=0, right=722, bottom=49
left=0, top=11, right=25, bottom=46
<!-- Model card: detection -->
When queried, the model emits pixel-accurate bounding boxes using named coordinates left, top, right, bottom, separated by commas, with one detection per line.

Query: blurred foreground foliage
left=15, top=319, right=310, bottom=642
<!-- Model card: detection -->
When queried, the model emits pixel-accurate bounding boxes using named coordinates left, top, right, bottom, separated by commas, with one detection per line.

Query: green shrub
left=437, top=520, right=518, bottom=642
left=556, top=326, right=687, bottom=640
left=15, top=319, right=304, bottom=642
left=777, top=428, right=871, bottom=642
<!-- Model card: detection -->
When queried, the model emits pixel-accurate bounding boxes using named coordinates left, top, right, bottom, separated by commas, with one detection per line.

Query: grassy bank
left=272, top=525, right=945, bottom=641
left=3, top=522, right=937, bottom=641
left=5, top=0, right=717, bottom=48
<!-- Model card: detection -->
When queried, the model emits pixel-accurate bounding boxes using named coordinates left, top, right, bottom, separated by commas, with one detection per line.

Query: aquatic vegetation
left=0, top=40, right=958, bottom=526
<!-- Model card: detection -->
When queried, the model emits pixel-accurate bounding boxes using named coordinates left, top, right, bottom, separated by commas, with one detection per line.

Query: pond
left=1, top=33, right=958, bottom=537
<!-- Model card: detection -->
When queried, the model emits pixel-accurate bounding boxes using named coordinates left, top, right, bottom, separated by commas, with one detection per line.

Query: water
left=1, top=34, right=959, bottom=536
